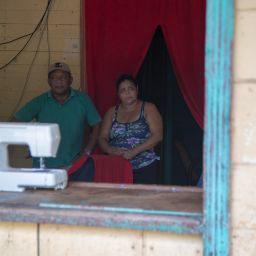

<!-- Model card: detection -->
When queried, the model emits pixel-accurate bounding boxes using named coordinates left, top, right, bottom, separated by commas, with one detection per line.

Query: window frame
left=203, top=0, right=233, bottom=255
left=81, top=0, right=234, bottom=255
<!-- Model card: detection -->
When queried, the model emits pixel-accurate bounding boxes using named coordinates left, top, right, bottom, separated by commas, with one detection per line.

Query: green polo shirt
left=15, top=89, right=101, bottom=168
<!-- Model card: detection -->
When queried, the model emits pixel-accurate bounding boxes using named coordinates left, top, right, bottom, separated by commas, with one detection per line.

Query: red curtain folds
left=84, top=0, right=205, bottom=128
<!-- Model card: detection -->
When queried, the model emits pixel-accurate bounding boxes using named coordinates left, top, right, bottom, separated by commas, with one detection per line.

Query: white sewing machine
left=0, top=122, right=68, bottom=192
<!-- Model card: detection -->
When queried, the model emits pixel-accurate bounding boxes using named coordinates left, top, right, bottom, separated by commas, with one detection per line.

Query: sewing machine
left=0, top=122, right=68, bottom=192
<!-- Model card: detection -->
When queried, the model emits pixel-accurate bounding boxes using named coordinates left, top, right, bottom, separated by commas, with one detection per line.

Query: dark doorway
left=136, top=26, right=203, bottom=186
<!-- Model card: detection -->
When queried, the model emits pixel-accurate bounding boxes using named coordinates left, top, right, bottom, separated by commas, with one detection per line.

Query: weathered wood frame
left=203, top=0, right=233, bottom=255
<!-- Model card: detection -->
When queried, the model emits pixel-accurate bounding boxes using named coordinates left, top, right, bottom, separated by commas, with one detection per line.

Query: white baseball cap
left=48, top=62, right=71, bottom=75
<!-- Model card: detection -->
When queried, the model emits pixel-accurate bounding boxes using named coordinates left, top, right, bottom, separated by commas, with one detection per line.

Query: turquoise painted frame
left=204, top=0, right=234, bottom=255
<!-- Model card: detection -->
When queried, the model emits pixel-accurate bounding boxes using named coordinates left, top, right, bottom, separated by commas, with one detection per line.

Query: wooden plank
left=0, top=24, right=79, bottom=38
left=0, top=24, right=35, bottom=37
left=0, top=68, right=81, bottom=92
left=236, top=0, right=256, bottom=10
left=0, top=75, right=46, bottom=92
left=231, top=82, right=256, bottom=164
left=0, top=221, right=37, bottom=256
left=0, top=183, right=203, bottom=234
left=51, top=0, right=80, bottom=12
left=0, top=220, right=203, bottom=256
left=0, top=64, right=30, bottom=75
left=0, top=78, right=79, bottom=95
left=0, top=90, right=26, bottom=115
left=0, top=36, right=80, bottom=53
left=0, top=115, right=12, bottom=122
left=0, top=64, right=80, bottom=78
left=231, top=228, right=256, bottom=256
left=0, top=90, right=44, bottom=121
left=0, top=10, right=6, bottom=23
left=233, top=10, right=256, bottom=81
left=231, top=165, right=256, bottom=229
left=0, top=0, right=80, bottom=11
left=39, top=224, right=203, bottom=256
left=40, top=224, right=143, bottom=256
left=9, top=145, right=32, bottom=169
left=0, top=0, right=48, bottom=10
left=9, top=145, right=30, bottom=158
left=9, top=158, right=32, bottom=168
left=143, top=231, right=202, bottom=256
left=1, top=9, right=45, bottom=24
left=1, top=10, right=79, bottom=25
left=48, top=10, right=80, bottom=24
left=0, top=183, right=202, bottom=213
left=204, top=0, right=234, bottom=255
left=0, top=51, right=80, bottom=66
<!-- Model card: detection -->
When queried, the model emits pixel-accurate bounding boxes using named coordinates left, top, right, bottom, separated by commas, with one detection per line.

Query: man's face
left=48, top=70, right=73, bottom=96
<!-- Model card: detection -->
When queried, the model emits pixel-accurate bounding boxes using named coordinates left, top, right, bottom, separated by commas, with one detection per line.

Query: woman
left=99, top=74, right=163, bottom=184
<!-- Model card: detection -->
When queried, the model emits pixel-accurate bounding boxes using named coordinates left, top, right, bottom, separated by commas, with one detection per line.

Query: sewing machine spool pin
left=39, top=157, right=45, bottom=169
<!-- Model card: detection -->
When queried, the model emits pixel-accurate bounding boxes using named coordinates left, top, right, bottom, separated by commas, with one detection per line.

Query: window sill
left=0, top=183, right=203, bottom=234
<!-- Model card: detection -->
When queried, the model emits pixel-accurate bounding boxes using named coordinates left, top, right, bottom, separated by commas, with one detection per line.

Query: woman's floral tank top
left=109, top=102, right=159, bottom=169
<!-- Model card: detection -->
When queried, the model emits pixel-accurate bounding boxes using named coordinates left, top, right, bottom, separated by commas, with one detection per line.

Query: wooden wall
left=231, top=0, right=256, bottom=255
left=0, top=222, right=202, bottom=256
left=0, top=0, right=81, bottom=167
left=0, top=0, right=81, bottom=122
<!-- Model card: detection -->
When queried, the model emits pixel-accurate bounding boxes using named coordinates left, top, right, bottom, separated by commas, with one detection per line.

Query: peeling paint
left=204, top=0, right=233, bottom=255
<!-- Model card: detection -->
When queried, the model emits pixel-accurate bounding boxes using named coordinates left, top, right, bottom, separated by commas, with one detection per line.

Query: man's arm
left=12, top=96, right=41, bottom=122
left=83, top=122, right=101, bottom=155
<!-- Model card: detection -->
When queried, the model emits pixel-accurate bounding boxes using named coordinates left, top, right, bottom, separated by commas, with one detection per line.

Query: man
left=14, top=62, right=101, bottom=179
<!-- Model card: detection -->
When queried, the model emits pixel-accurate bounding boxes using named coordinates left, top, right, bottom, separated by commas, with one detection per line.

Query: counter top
left=0, top=183, right=203, bottom=234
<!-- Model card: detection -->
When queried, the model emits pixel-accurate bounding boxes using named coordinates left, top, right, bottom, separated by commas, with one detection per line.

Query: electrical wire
left=8, top=25, right=47, bottom=120
left=46, top=5, right=51, bottom=65
left=0, top=0, right=52, bottom=46
left=0, top=33, right=32, bottom=45
left=0, top=0, right=53, bottom=70
left=8, top=0, right=54, bottom=120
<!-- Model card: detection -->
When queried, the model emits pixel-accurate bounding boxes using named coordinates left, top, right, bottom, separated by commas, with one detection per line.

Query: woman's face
left=118, top=80, right=138, bottom=105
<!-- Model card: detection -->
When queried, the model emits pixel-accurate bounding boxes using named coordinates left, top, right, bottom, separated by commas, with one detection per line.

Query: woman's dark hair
left=116, top=74, right=137, bottom=90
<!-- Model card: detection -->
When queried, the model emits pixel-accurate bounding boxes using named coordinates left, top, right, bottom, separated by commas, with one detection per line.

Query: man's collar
left=47, top=88, right=75, bottom=99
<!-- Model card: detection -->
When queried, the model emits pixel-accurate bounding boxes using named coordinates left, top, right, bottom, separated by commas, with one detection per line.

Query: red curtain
left=84, top=0, right=205, bottom=128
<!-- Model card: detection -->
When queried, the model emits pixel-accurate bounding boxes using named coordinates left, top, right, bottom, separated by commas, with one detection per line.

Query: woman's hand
left=122, top=148, right=138, bottom=160
left=107, top=146, right=127, bottom=156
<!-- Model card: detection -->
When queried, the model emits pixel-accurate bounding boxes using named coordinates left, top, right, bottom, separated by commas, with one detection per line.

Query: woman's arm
left=98, top=107, right=127, bottom=156
left=122, top=102, right=163, bottom=160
